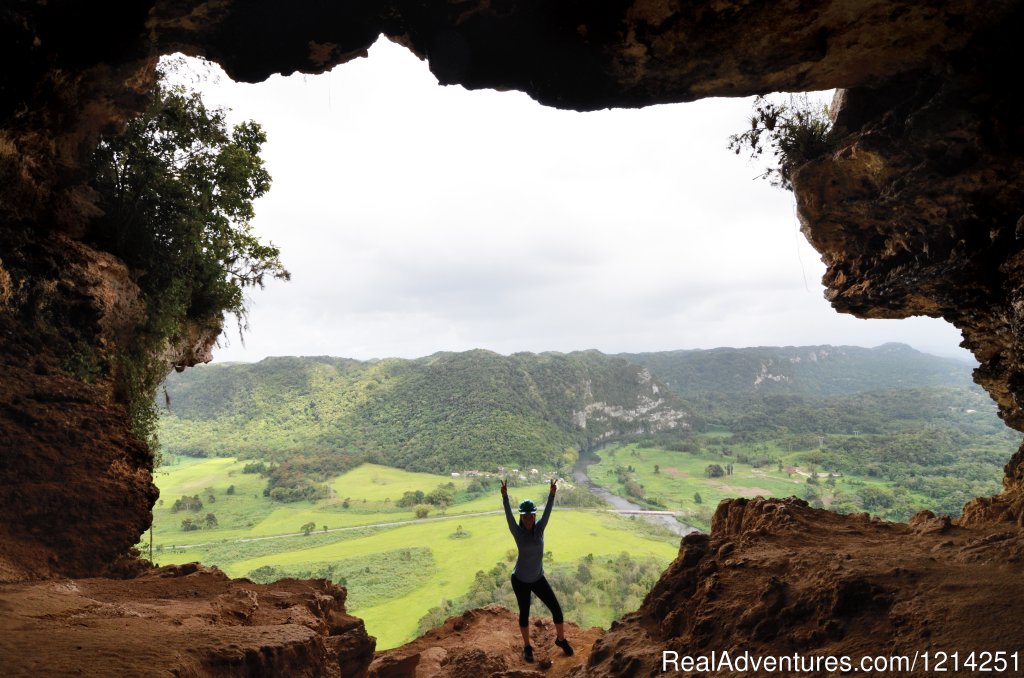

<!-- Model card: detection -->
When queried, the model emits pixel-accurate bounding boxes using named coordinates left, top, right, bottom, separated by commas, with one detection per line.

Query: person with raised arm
left=501, top=477, right=573, bottom=663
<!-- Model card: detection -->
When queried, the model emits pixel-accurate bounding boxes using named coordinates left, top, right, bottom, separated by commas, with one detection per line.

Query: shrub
left=624, top=479, right=645, bottom=500
left=449, top=525, right=471, bottom=539
left=704, top=464, right=725, bottom=479
left=728, top=94, right=834, bottom=190
left=170, top=495, right=203, bottom=512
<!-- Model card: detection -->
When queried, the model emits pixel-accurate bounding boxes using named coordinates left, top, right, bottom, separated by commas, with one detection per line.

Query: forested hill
left=158, top=350, right=688, bottom=472
left=617, top=343, right=974, bottom=398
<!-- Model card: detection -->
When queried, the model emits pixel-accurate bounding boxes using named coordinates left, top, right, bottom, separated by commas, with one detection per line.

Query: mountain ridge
left=617, top=343, right=974, bottom=399
left=159, top=350, right=689, bottom=472
left=159, top=344, right=981, bottom=473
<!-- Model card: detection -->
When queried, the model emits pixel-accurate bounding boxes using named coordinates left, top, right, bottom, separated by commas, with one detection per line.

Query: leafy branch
left=728, top=94, right=834, bottom=190
left=88, top=69, right=289, bottom=453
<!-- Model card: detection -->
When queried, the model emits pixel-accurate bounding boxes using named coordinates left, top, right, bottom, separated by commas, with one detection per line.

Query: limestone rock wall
left=791, top=10, right=1024, bottom=522
left=0, top=228, right=155, bottom=579
left=578, top=498, right=1024, bottom=676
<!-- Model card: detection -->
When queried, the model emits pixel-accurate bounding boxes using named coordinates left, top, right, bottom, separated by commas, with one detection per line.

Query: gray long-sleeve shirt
left=503, top=493, right=554, bottom=583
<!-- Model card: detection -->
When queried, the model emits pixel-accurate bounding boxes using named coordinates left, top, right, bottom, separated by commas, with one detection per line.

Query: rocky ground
left=0, top=563, right=374, bottom=677
left=580, top=498, right=1024, bottom=677
left=4, top=501, right=1023, bottom=677
left=369, top=605, right=602, bottom=678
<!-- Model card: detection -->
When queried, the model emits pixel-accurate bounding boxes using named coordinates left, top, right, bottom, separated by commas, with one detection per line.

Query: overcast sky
left=176, top=38, right=971, bottom=363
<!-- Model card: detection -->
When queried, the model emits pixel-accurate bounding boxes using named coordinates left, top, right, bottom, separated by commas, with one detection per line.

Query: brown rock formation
left=580, top=498, right=1024, bottom=676
left=369, top=605, right=601, bottom=678
left=0, top=230, right=156, bottom=580
left=0, top=563, right=375, bottom=676
left=4, top=0, right=1024, bottom=675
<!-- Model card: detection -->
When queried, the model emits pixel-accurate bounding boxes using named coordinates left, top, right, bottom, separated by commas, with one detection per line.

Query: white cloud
left=178, top=39, right=971, bottom=363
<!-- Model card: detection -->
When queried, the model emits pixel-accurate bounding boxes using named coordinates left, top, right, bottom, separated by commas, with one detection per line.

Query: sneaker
left=555, top=638, right=574, bottom=656
left=523, top=645, right=534, bottom=662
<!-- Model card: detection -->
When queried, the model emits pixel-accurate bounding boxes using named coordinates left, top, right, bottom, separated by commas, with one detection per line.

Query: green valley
left=148, top=458, right=678, bottom=649
left=150, top=344, right=1021, bottom=648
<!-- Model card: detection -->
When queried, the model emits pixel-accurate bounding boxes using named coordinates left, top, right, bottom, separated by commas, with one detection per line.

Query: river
left=573, top=451, right=699, bottom=537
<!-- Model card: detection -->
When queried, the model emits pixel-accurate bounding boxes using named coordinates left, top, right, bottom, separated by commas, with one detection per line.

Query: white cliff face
left=753, top=360, right=792, bottom=387
left=572, top=368, right=689, bottom=434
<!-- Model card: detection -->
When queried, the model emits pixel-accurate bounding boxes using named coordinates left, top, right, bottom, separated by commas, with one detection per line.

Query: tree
left=90, top=76, right=289, bottom=331
left=88, top=69, right=289, bottom=449
left=654, top=464, right=660, bottom=475
left=301, top=521, right=317, bottom=536
left=694, top=492, right=703, bottom=504
left=226, top=485, right=235, bottom=495
left=624, top=479, right=645, bottom=500
left=181, top=518, right=200, bottom=531
left=415, top=505, right=431, bottom=519
left=562, top=447, right=579, bottom=467
left=204, top=513, right=218, bottom=528
left=704, top=464, right=725, bottom=478
left=170, top=495, right=203, bottom=512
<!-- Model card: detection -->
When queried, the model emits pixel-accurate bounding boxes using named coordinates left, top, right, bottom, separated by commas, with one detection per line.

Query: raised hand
left=549, top=478, right=558, bottom=495
left=500, top=479, right=508, bottom=497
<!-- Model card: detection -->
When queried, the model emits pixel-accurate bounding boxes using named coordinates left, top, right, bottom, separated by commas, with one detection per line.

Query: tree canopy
left=89, top=74, right=289, bottom=337
left=88, top=71, right=288, bottom=450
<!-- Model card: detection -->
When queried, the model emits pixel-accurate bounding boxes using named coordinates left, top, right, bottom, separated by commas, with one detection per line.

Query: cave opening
left=6, top=3, right=1024, bottom=672
left=143, top=39, right=1017, bottom=651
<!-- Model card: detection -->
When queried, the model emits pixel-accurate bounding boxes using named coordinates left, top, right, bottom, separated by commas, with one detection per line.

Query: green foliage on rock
left=87, top=69, right=288, bottom=453
left=89, top=76, right=288, bottom=331
left=727, top=93, right=834, bottom=190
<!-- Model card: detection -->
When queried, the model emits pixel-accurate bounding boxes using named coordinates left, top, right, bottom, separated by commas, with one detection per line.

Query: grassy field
left=152, top=459, right=537, bottom=547
left=150, top=459, right=679, bottom=649
left=589, top=441, right=939, bottom=530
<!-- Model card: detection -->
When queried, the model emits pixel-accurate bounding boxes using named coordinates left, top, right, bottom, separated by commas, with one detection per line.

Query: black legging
left=510, top=573, right=564, bottom=627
